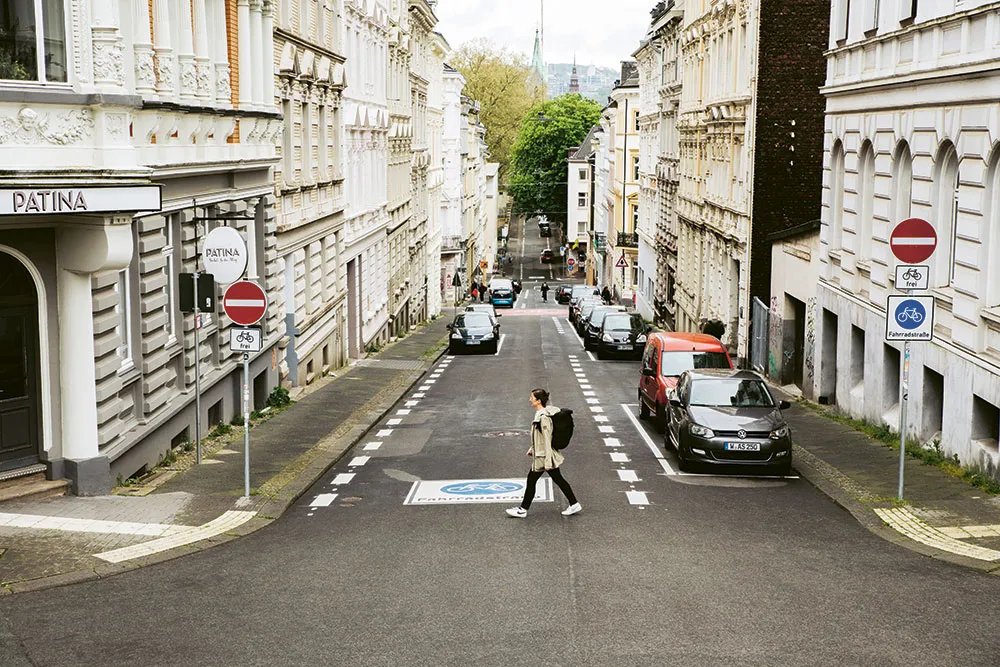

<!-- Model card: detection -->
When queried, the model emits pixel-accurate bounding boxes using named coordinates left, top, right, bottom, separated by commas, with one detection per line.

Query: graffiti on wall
left=768, top=295, right=782, bottom=378
left=804, top=297, right=817, bottom=384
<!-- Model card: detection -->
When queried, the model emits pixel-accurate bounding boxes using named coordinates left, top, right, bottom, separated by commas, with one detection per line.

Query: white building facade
left=815, top=0, right=1000, bottom=473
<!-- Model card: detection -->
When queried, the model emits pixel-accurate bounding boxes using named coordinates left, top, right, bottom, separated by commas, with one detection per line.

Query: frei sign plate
left=886, top=295, right=934, bottom=342
left=230, top=326, right=262, bottom=353
left=890, top=218, right=937, bottom=264
left=203, top=226, right=248, bottom=285
left=0, top=185, right=162, bottom=216
left=894, top=265, right=929, bottom=291
left=403, top=478, right=553, bottom=505
left=223, top=280, right=267, bottom=326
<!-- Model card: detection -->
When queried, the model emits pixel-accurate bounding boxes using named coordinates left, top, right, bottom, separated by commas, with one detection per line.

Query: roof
left=569, top=126, right=600, bottom=161
left=765, top=219, right=821, bottom=243
left=650, top=332, right=730, bottom=353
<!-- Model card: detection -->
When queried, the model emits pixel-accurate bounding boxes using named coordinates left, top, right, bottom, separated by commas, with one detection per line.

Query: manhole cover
left=484, top=430, right=528, bottom=438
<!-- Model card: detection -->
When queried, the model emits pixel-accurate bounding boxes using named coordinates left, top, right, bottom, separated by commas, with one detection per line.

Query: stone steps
left=0, top=472, right=70, bottom=504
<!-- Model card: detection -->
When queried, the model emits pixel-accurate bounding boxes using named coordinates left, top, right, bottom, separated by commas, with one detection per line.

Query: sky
left=433, top=0, right=655, bottom=70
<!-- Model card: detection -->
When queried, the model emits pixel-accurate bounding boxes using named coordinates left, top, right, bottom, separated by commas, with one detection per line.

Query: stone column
left=250, top=0, right=265, bottom=109
left=212, top=0, right=232, bottom=106
left=152, top=0, right=175, bottom=99
left=177, top=0, right=198, bottom=101
left=92, top=0, right=125, bottom=92
left=192, top=0, right=213, bottom=102
left=238, top=0, right=253, bottom=109
left=132, top=0, right=156, bottom=95
left=261, top=1, right=276, bottom=110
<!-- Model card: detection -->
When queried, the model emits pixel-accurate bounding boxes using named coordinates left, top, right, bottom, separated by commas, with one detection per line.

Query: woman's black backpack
left=550, top=408, right=575, bottom=450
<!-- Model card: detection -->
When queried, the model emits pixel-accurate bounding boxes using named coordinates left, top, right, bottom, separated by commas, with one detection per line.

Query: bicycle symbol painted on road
left=441, top=482, right=524, bottom=495
left=895, top=299, right=926, bottom=330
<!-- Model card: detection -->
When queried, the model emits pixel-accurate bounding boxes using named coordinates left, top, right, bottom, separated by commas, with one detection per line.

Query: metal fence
left=750, top=296, right=770, bottom=374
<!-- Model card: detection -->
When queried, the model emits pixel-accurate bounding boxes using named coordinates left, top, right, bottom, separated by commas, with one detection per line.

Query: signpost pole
left=899, top=334, right=910, bottom=500
left=194, top=270, right=202, bottom=465
left=243, top=352, right=250, bottom=498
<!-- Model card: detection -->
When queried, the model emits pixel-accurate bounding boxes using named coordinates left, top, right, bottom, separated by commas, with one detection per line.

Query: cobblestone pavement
left=0, top=318, right=450, bottom=592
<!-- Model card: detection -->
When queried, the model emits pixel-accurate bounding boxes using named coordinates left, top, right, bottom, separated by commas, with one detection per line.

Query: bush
left=230, top=413, right=245, bottom=427
left=267, top=386, right=291, bottom=409
left=209, top=423, right=232, bottom=438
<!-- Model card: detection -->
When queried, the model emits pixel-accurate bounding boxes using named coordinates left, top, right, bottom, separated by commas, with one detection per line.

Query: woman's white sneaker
left=505, top=507, right=527, bottom=518
left=561, top=503, right=582, bottom=516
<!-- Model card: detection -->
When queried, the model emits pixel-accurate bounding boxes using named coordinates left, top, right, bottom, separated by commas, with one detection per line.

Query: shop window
left=0, top=0, right=68, bottom=83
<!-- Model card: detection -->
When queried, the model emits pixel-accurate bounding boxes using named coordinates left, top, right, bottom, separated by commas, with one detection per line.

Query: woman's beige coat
left=529, top=405, right=564, bottom=471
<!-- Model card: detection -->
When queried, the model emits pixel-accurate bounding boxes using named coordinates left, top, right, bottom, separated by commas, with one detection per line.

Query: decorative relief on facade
left=105, top=113, right=129, bottom=139
left=196, top=61, right=212, bottom=99
left=179, top=60, right=198, bottom=97
left=215, top=64, right=232, bottom=101
left=154, top=53, right=174, bottom=91
left=134, top=49, right=156, bottom=91
left=92, top=36, right=125, bottom=86
left=0, top=108, right=94, bottom=145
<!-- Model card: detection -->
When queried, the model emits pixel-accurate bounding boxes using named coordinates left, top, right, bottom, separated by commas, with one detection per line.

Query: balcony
left=617, top=231, right=639, bottom=248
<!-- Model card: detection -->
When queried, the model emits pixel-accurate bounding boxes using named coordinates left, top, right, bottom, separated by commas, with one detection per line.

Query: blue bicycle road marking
left=895, top=299, right=926, bottom=330
left=441, top=482, right=524, bottom=495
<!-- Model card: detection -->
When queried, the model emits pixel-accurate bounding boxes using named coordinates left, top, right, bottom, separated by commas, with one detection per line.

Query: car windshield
left=581, top=304, right=598, bottom=318
left=572, top=287, right=596, bottom=298
left=604, top=314, right=642, bottom=331
left=590, top=309, right=623, bottom=327
left=455, top=314, right=491, bottom=328
left=688, top=379, right=775, bottom=408
left=661, top=351, right=731, bottom=377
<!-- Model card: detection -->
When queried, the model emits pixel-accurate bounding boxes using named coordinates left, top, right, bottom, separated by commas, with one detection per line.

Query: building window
left=302, top=99, right=312, bottom=182
left=985, top=149, right=1000, bottom=307
left=634, top=109, right=640, bottom=132
left=164, top=214, right=179, bottom=345
left=633, top=156, right=640, bottom=181
left=933, top=142, right=960, bottom=288
left=632, top=204, right=639, bottom=232
left=833, top=0, right=851, bottom=42
left=282, top=98, right=294, bottom=183
left=579, top=168, right=587, bottom=180
left=0, top=0, right=68, bottom=82
left=117, top=269, right=134, bottom=371
left=862, top=0, right=880, bottom=33
left=857, top=141, right=875, bottom=263
left=829, top=141, right=845, bottom=252
left=318, top=104, right=328, bottom=180
left=898, top=0, right=916, bottom=22
left=578, top=192, right=587, bottom=208
left=891, top=141, right=912, bottom=227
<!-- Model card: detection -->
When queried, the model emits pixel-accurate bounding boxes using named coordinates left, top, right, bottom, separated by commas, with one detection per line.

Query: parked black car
left=595, top=312, right=648, bottom=360
left=582, top=306, right=627, bottom=349
left=568, top=285, right=600, bottom=319
left=555, top=284, right=574, bottom=304
left=665, top=369, right=792, bottom=475
left=447, top=312, right=499, bottom=354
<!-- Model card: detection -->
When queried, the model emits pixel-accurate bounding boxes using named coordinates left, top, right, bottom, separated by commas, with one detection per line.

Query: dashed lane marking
left=363, top=442, right=382, bottom=451
left=621, top=403, right=677, bottom=476
left=405, top=401, right=419, bottom=407
left=376, top=429, right=394, bottom=437
left=626, top=491, right=650, bottom=505
left=332, top=473, right=356, bottom=485
left=349, top=456, right=370, bottom=467
left=618, top=470, right=640, bottom=483
left=594, top=415, right=609, bottom=422
left=604, top=438, right=622, bottom=447
left=309, top=493, right=338, bottom=508
left=397, top=409, right=412, bottom=415
left=599, top=426, right=615, bottom=433
left=590, top=406, right=604, bottom=413
left=387, top=419, right=402, bottom=425
left=583, top=391, right=596, bottom=397
left=413, top=393, right=426, bottom=398
left=610, top=453, right=630, bottom=463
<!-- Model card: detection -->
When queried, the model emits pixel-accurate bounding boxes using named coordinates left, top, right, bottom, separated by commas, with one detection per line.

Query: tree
left=508, top=94, right=602, bottom=225
left=451, top=39, right=545, bottom=177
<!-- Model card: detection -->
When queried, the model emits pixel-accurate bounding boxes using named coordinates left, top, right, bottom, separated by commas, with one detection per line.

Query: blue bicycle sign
left=895, top=299, right=926, bottom=330
left=441, top=482, right=524, bottom=495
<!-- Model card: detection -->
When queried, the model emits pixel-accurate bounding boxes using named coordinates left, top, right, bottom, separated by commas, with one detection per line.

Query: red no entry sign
left=890, top=218, right=937, bottom=264
left=223, top=280, right=267, bottom=326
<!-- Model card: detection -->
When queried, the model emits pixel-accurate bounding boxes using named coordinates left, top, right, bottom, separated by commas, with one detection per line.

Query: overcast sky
left=434, top=0, right=654, bottom=70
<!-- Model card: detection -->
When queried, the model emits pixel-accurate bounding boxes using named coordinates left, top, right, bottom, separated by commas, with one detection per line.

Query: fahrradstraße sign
left=885, top=295, right=934, bottom=341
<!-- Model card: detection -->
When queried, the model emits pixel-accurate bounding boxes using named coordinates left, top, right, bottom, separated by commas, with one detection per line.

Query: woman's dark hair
left=531, top=388, right=549, bottom=406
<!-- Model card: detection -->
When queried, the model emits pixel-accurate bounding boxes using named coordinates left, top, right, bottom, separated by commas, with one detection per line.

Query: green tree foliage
left=451, top=39, right=546, bottom=178
left=508, top=94, right=602, bottom=224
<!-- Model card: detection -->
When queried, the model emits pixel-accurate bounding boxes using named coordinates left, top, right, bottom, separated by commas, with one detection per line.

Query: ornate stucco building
left=0, top=0, right=281, bottom=493
left=603, top=62, right=640, bottom=302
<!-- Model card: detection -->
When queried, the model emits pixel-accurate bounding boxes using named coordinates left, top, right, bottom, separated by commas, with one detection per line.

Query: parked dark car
left=447, top=312, right=499, bottom=354
left=540, top=248, right=554, bottom=263
left=571, top=296, right=603, bottom=326
left=555, top=284, right=574, bottom=304
left=465, top=304, right=502, bottom=327
left=582, top=305, right=627, bottom=349
left=539, top=224, right=552, bottom=237
left=595, top=312, right=648, bottom=360
left=665, top=369, right=792, bottom=475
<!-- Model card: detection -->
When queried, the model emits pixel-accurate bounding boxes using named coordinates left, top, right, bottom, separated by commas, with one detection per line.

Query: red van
left=637, top=332, right=733, bottom=430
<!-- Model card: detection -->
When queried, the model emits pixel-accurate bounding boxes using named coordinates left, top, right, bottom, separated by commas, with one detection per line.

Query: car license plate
left=617, top=344, right=632, bottom=351
left=466, top=340, right=480, bottom=345
left=725, top=442, right=760, bottom=451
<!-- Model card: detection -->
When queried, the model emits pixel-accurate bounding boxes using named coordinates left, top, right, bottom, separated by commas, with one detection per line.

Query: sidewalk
left=783, top=398, right=1000, bottom=574
left=0, top=318, right=451, bottom=593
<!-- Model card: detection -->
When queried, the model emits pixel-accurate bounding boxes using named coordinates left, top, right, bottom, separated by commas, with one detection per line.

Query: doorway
left=0, top=253, right=40, bottom=471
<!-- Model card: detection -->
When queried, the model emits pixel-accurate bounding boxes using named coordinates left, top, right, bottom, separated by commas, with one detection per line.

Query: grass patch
left=800, top=401, right=1000, bottom=495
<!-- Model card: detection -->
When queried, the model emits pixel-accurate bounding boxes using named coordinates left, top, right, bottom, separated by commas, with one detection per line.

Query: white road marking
left=586, top=398, right=600, bottom=404
left=610, top=453, right=630, bottom=463
left=309, top=493, right=338, bottom=508
left=332, top=473, right=356, bottom=485
left=376, top=429, right=394, bottom=437
left=94, top=511, right=257, bottom=563
left=571, top=325, right=586, bottom=348
left=405, top=401, right=419, bottom=407
left=590, top=406, right=604, bottom=413
left=397, top=409, right=411, bottom=415
left=349, top=456, right=370, bottom=467
left=0, top=513, right=193, bottom=537
left=594, top=415, right=609, bottom=422
left=618, top=470, right=639, bottom=483
left=604, top=438, right=622, bottom=447
left=583, top=391, right=596, bottom=396
left=413, top=393, right=426, bottom=398
left=626, top=491, right=650, bottom=505
left=587, top=351, right=597, bottom=362
left=580, top=384, right=592, bottom=390
left=568, top=354, right=578, bottom=359
left=599, top=426, right=615, bottom=433
left=424, top=380, right=436, bottom=385
left=430, top=374, right=442, bottom=379
left=621, top=403, right=676, bottom=476
left=497, top=334, right=506, bottom=354
left=363, top=442, right=382, bottom=451
left=387, top=419, right=402, bottom=425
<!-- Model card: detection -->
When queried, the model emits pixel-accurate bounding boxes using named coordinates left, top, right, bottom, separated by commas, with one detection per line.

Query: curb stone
left=1, top=334, right=449, bottom=595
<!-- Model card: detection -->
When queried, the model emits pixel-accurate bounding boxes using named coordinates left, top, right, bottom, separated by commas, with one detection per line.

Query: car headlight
left=483, top=332, right=495, bottom=340
left=602, top=333, right=613, bottom=342
left=636, top=334, right=647, bottom=343
left=770, top=425, right=790, bottom=439
left=689, top=423, right=715, bottom=438
left=451, top=332, right=463, bottom=340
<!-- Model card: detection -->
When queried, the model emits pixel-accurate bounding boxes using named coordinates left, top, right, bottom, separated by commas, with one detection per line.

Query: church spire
left=569, top=55, right=580, bottom=94
left=530, top=27, right=545, bottom=84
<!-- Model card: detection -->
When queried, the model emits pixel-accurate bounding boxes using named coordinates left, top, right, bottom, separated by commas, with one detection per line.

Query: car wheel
left=654, top=404, right=666, bottom=433
left=639, top=398, right=650, bottom=420
left=677, top=455, right=694, bottom=473
left=596, top=348, right=606, bottom=360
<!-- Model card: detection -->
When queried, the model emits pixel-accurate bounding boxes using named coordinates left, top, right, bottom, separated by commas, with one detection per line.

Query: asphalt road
left=3, top=220, right=1000, bottom=666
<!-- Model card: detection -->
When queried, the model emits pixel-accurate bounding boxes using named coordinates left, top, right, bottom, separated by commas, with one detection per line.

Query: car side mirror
left=642, top=368, right=656, bottom=377
left=669, top=398, right=682, bottom=408
left=778, top=400, right=790, bottom=410
left=496, top=313, right=502, bottom=317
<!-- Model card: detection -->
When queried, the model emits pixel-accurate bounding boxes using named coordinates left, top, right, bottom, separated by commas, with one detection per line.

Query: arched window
left=933, top=141, right=960, bottom=288
left=828, top=140, right=845, bottom=253
left=890, top=141, right=913, bottom=275
left=857, top=141, right=875, bottom=262
left=984, top=147, right=1000, bottom=307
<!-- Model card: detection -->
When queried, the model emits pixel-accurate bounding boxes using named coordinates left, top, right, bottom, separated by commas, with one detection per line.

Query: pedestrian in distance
left=601, top=285, right=612, bottom=305
left=479, top=284, right=486, bottom=302
left=471, top=285, right=479, bottom=301
left=506, top=388, right=582, bottom=518
left=540, top=281, right=549, bottom=302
